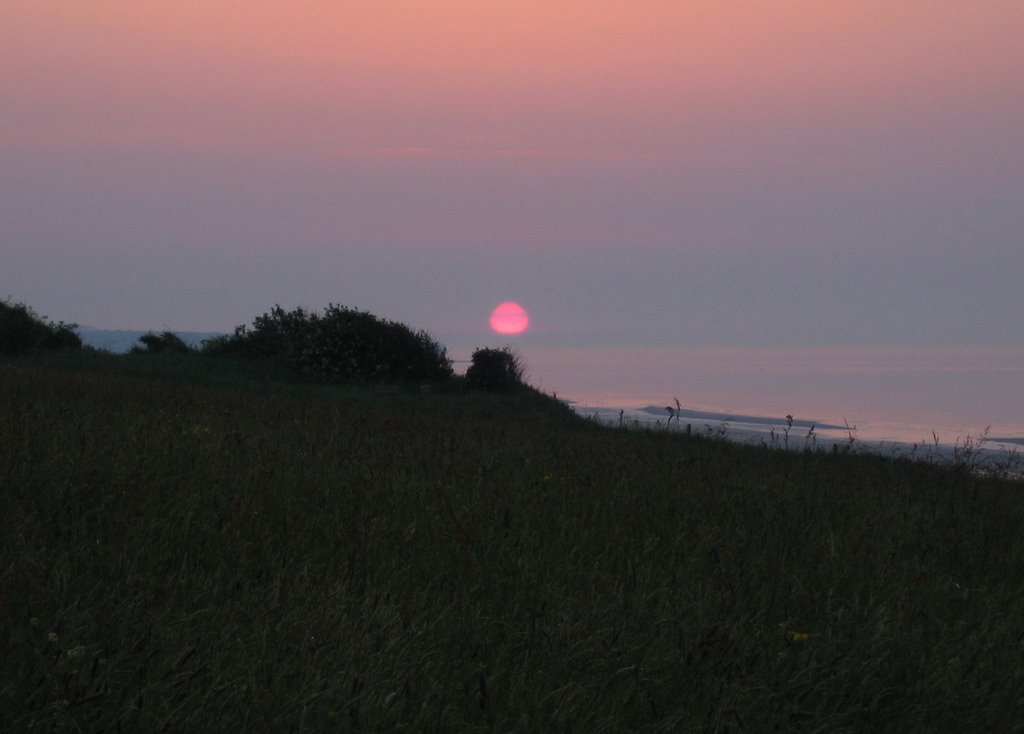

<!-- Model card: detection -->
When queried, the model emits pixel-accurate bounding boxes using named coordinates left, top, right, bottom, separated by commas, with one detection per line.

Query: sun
left=490, top=301, right=529, bottom=335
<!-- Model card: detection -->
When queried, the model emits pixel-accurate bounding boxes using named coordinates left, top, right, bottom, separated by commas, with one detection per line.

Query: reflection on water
left=458, top=345, right=1024, bottom=446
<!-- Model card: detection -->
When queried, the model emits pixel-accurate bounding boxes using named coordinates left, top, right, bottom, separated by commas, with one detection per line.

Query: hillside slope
left=2, top=355, right=1023, bottom=731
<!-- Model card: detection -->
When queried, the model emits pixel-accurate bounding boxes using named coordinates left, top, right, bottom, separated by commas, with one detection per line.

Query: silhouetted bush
left=202, top=306, right=311, bottom=361
left=37, top=324, right=83, bottom=351
left=465, top=347, right=525, bottom=391
left=202, top=304, right=452, bottom=383
left=0, top=300, right=81, bottom=355
left=131, top=331, right=194, bottom=355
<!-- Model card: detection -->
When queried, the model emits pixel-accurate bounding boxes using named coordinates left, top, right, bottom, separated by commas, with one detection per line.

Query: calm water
left=469, top=345, right=1024, bottom=446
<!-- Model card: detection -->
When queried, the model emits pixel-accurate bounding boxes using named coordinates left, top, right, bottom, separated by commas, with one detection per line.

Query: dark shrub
left=202, top=304, right=452, bottom=383
left=131, top=331, right=193, bottom=354
left=37, top=324, right=83, bottom=351
left=0, top=300, right=80, bottom=355
left=465, top=347, right=525, bottom=391
left=202, top=306, right=312, bottom=361
left=201, top=306, right=312, bottom=362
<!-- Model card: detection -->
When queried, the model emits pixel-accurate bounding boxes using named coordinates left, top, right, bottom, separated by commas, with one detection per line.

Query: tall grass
left=2, top=355, right=1023, bottom=731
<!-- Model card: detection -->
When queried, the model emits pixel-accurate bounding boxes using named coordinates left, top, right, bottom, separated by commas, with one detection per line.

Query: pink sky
left=6, top=3, right=1018, bottom=170
left=3, top=2, right=1022, bottom=353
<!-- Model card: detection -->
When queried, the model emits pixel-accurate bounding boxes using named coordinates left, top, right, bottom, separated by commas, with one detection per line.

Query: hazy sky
left=3, top=1, right=1022, bottom=349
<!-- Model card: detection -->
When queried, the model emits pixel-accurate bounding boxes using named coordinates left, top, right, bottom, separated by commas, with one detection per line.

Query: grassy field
left=2, top=352, right=1023, bottom=731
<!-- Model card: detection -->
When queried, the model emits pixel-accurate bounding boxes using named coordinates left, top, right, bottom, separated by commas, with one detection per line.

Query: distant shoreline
left=571, top=403, right=1024, bottom=470
left=77, top=329, right=225, bottom=353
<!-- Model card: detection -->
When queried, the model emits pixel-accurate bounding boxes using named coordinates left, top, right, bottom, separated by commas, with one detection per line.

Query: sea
left=462, top=345, right=1024, bottom=466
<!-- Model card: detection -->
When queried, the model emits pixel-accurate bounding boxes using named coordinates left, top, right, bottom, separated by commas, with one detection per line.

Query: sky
left=3, top=1, right=1023, bottom=353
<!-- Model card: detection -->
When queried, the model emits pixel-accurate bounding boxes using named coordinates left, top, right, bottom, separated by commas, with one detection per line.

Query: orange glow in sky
left=5, top=2, right=1017, bottom=161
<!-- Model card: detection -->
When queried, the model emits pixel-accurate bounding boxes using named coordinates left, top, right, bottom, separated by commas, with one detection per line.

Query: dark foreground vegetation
left=201, top=304, right=454, bottom=385
left=2, top=336, right=1024, bottom=731
left=0, top=300, right=81, bottom=356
